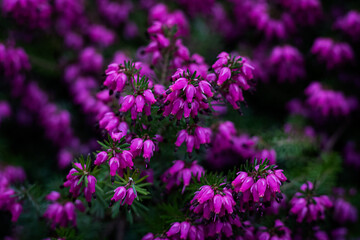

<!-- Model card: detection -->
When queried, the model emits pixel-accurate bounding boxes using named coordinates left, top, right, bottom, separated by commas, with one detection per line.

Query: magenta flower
left=247, top=1, right=295, bottom=40
left=2, top=0, right=52, bottom=29
left=43, top=192, right=85, bottom=228
left=158, top=68, right=214, bottom=123
left=0, top=43, right=30, bottom=77
left=129, top=137, right=158, bottom=167
left=253, top=149, right=277, bottom=165
left=290, top=181, right=333, bottom=222
left=79, top=47, right=103, bottom=73
left=97, top=0, right=132, bottom=27
left=110, top=186, right=136, bottom=206
left=305, top=82, right=358, bottom=117
left=344, top=142, right=360, bottom=169
left=256, top=219, right=291, bottom=240
left=207, top=125, right=259, bottom=169
left=0, top=101, right=11, bottom=125
left=0, top=166, right=26, bottom=222
left=87, top=24, right=116, bottom=47
left=211, top=52, right=255, bottom=112
left=333, top=198, right=358, bottom=224
left=311, top=38, right=355, bottom=69
left=161, top=160, right=204, bottom=193
left=94, top=149, right=133, bottom=177
left=281, top=0, right=322, bottom=26
left=190, top=185, right=236, bottom=220
left=174, top=126, right=211, bottom=157
left=334, top=10, right=360, bottom=41
left=63, top=163, right=97, bottom=203
left=268, top=45, right=306, bottom=83
left=164, top=221, right=203, bottom=239
left=232, top=164, right=287, bottom=206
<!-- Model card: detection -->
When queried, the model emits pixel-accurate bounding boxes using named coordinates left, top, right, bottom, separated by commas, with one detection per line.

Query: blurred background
left=0, top=0, right=360, bottom=239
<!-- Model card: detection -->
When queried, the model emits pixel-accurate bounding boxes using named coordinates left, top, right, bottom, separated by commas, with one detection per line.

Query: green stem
left=160, top=50, right=170, bottom=85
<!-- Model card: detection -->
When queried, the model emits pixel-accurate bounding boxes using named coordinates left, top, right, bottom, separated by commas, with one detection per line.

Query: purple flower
left=2, top=0, right=52, bottom=29
left=268, top=45, right=306, bottom=83
left=232, top=165, right=287, bottom=205
left=246, top=1, right=295, bottom=40
left=290, top=181, right=333, bottom=222
left=344, top=142, right=360, bottom=169
left=87, top=24, right=116, bottom=47
left=190, top=185, right=235, bottom=220
left=334, top=10, right=360, bottom=41
left=211, top=52, right=255, bottom=112
left=174, top=127, right=211, bottom=157
left=333, top=198, right=358, bottom=224
left=79, top=47, right=103, bottom=73
left=43, top=195, right=84, bottom=228
left=311, top=38, right=355, bottom=69
left=305, top=82, right=358, bottom=117
left=161, top=160, right=204, bottom=192
left=281, top=0, right=322, bottom=26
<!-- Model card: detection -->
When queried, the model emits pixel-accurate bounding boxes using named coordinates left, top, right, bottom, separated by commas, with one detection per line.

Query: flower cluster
left=161, top=160, right=204, bottom=192
left=311, top=38, right=354, bottom=69
left=268, top=45, right=306, bottom=83
left=130, top=136, right=161, bottom=167
left=110, top=186, right=136, bottom=206
left=334, top=10, right=360, bottom=41
left=2, top=0, right=52, bottom=29
left=255, top=219, right=291, bottom=240
left=333, top=197, right=358, bottom=224
left=160, top=68, right=214, bottom=123
left=87, top=24, right=116, bottom=47
left=305, top=82, right=358, bottom=117
left=63, top=162, right=97, bottom=203
left=0, top=43, right=30, bottom=78
left=22, top=82, right=85, bottom=168
left=210, top=52, right=255, bottom=113
left=247, top=1, right=295, bottom=40
left=0, top=165, right=26, bottom=222
left=290, top=181, right=333, bottom=222
left=344, top=142, right=360, bottom=169
left=281, top=0, right=322, bottom=26
left=97, top=0, right=133, bottom=27
left=145, top=3, right=189, bottom=65
left=43, top=191, right=85, bottom=228
left=190, top=185, right=236, bottom=220
left=206, top=121, right=277, bottom=168
left=95, top=148, right=133, bottom=177
left=0, top=101, right=11, bottom=125
left=175, top=126, right=212, bottom=157
left=166, top=221, right=202, bottom=239
left=232, top=163, right=287, bottom=206
left=143, top=222, right=205, bottom=240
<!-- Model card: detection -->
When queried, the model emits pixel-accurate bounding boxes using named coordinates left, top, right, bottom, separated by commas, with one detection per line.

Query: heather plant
left=0, top=0, right=359, bottom=240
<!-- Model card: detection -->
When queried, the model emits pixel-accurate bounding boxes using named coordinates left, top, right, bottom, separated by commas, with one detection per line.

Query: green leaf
left=77, top=175, right=84, bottom=186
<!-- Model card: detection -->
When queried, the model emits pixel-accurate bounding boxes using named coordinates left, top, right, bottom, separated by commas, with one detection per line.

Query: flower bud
left=143, top=89, right=156, bottom=104
left=213, top=194, right=223, bottom=214
left=167, top=222, right=181, bottom=237
left=120, top=95, right=135, bottom=112
left=125, top=188, right=136, bottom=205
left=239, top=177, right=254, bottom=192
left=175, top=130, right=188, bottom=147
left=95, top=151, right=108, bottom=165
left=109, top=157, right=120, bottom=176
left=143, top=140, right=155, bottom=159
left=217, top=67, right=231, bottom=85
left=135, top=95, right=145, bottom=113
left=180, top=221, right=190, bottom=239
left=170, top=78, right=188, bottom=91
left=112, top=186, right=126, bottom=202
